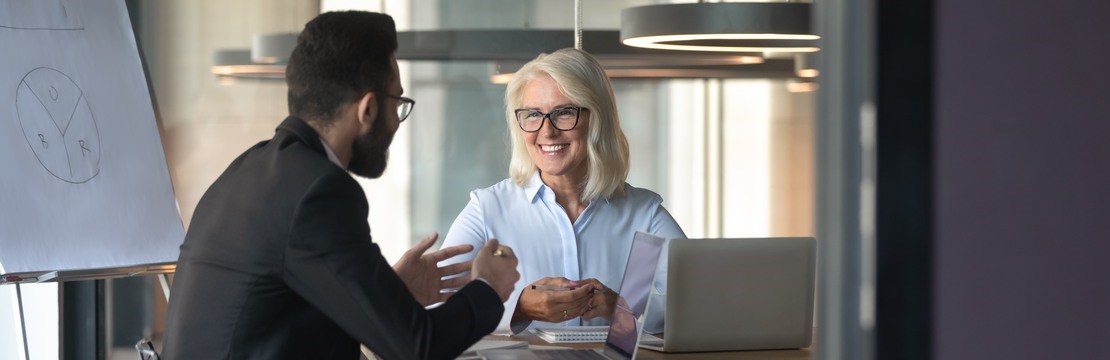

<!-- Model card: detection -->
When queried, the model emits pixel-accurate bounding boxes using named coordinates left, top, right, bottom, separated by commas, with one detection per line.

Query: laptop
left=638, top=237, right=816, bottom=353
left=479, top=231, right=666, bottom=360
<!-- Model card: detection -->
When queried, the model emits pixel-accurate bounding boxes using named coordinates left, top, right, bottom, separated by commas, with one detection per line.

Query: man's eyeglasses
left=373, top=92, right=416, bottom=123
left=514, top=106, right=586, bottom=132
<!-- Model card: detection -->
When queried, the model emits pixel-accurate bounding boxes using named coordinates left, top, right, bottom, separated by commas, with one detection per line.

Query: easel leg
left=158, top=274, right=171, bottom=302
left=15, top=283, right=31, bottom=360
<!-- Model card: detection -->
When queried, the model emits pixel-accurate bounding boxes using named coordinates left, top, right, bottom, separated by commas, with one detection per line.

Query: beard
left=348, top=104, right=394, bottom=179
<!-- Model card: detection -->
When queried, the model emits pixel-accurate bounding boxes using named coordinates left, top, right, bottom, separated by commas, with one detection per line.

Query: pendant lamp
left=621, top=2, right=819, bottom=53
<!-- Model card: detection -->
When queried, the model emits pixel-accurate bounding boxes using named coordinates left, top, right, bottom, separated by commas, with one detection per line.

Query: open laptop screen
left=602, top=232, right=665, bottom=359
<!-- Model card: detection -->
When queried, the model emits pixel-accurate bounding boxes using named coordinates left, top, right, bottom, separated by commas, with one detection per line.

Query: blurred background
left=4, top=0, right=1110, bottom=359
left=2, top=1, right=817, bottom=359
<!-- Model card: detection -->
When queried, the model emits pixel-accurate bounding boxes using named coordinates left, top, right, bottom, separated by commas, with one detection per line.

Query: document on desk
left=533, top=326, right=610, bottom=343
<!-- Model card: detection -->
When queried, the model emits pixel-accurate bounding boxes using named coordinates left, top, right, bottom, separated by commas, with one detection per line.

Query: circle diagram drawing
left=16, top=67, right=101, bottom=183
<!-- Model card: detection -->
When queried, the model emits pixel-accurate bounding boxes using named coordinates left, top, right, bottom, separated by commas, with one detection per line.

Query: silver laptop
left=639, top=237, right=816, bottom=353
left=479, top=231, right=666, bottom=360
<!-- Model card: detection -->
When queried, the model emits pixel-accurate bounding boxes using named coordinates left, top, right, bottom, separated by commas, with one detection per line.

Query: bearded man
left=162, top=11, right=519, bottom=359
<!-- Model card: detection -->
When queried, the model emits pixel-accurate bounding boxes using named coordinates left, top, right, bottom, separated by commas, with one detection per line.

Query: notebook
left=533, top=326, right=610, bottom=343
left=478, top=231, right=666, bottom=360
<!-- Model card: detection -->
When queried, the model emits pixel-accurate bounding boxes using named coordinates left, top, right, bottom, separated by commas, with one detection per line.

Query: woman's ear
left=356, top=92, right=377, bottom=132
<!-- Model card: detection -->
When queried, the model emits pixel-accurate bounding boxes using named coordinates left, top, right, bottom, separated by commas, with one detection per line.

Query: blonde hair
left=504, top=48, right=630, bottom=201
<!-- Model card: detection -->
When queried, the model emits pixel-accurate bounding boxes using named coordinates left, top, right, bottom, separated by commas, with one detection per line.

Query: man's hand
left=471, top=239, right=520, bottom=302
left=392, top=233, right=475, bottom=306
left=513, top=277, right=595, bottom=323
left=575, top=278, right=616, bottom=321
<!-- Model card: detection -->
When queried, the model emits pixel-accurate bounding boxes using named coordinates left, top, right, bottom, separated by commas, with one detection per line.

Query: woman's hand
left=513, top=277, right=595, bottom=323
left=574, top=278, right=617, bottom=321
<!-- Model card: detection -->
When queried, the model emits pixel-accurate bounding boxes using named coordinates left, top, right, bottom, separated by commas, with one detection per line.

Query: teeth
left=540, top=144, right=568, bottom=152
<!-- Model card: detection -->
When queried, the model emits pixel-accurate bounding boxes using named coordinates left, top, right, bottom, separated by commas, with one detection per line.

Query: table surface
left=489, top=330, right=815, bottom=360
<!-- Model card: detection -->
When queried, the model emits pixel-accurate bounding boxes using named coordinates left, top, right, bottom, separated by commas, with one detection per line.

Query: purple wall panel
left=935, top=0, right=1110, bottom=358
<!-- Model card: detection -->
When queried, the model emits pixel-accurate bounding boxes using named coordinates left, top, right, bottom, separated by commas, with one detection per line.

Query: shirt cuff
left=510, top=319, right=533, bottom=335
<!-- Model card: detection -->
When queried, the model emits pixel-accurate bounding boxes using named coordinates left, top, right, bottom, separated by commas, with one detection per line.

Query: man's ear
left=356, top=92, right=377, bottom=132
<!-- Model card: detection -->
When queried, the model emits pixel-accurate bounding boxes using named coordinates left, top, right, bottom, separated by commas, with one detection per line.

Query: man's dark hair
left=286, top=11, right=397, bottom=123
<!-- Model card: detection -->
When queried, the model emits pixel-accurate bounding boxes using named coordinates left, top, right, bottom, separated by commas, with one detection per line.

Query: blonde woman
left=440, top=48, right=685, bottom=335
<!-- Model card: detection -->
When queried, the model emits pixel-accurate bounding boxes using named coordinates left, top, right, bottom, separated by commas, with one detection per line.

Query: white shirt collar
left=523, top=171, right=614, bottom=205
left=523, top=171, right=545, bottom=203
left=319, top=137, right=346, bottom=170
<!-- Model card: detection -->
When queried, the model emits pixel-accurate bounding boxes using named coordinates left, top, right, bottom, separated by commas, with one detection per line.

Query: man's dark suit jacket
left=163, top=116, right=503, bottom=359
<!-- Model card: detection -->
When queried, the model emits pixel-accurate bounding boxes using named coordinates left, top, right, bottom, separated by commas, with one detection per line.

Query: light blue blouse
left=440, top=172, right=687, bottom=335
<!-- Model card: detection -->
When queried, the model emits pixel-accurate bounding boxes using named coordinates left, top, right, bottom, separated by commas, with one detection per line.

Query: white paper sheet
left=0, top=0, right=183, bottom=275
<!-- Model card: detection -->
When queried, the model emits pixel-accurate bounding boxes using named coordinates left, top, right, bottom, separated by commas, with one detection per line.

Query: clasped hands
left=392, top=233, right=519, bottom=306
left=513, top=277, right=618, bottom=323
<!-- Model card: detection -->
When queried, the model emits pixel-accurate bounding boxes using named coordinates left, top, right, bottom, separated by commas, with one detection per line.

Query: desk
left=487, top=330, right=816, bottom=360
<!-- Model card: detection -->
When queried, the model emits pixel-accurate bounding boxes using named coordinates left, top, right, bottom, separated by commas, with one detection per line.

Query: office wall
left=133, top=0, right=320, bottom=230
left=769, top=90, right=815, bottom=237
left=934, top=0, right=1110, bottom=358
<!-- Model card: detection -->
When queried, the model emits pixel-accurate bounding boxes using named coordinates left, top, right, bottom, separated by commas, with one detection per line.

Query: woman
left=440, top=48, right=685, bottom=335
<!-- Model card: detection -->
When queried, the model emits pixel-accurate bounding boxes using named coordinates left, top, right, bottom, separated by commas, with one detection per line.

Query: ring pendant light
left=621, top=2, right=819, bottom=53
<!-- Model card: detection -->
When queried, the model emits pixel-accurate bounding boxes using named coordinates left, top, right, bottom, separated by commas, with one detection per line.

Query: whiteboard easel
left=2, top=1, right=184, bottom=357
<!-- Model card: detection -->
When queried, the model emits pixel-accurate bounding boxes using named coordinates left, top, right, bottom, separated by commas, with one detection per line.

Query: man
left=163, top=11, right=519, bottom=359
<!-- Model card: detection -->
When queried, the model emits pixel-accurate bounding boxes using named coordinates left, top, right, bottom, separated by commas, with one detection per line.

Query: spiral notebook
left=533, top=326, right=611, bottom=343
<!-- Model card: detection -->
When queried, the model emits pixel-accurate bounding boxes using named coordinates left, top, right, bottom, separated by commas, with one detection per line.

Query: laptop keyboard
left=531, top=349, right=610, bottom=360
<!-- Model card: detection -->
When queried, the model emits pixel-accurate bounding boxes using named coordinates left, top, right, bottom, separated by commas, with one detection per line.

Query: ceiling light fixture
left=490, top=66, right=789, bottom=85
left=795, top=53, right=819, bottom=78
left=621, top=2, right=819, bottom=53
left=488, top=58, right=798, bottom=85
left=786, top=80, right=819, bottom=93
left=211, top=49, right=284, bottom=82
left=252, top=32, right=298, bottom=64
left=212, top=29, right=808, bottom=82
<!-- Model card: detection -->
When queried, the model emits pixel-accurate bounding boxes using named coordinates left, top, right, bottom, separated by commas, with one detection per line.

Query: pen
left=531, top=285, right=602, bottom=293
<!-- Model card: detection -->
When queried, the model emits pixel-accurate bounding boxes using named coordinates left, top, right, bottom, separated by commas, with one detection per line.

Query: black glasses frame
left=372, top=91, right=416, bottom=123
left=514, top=106, right=586, bottom=132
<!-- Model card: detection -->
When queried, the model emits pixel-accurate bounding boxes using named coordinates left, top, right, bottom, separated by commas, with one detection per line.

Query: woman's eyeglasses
left=514, top=106, right=585, bottom=132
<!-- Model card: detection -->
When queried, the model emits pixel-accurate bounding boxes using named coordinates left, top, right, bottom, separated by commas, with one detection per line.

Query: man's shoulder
left=230, top=133, right=351, bottom=190
left=189, top=132, right=356, bottom=235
